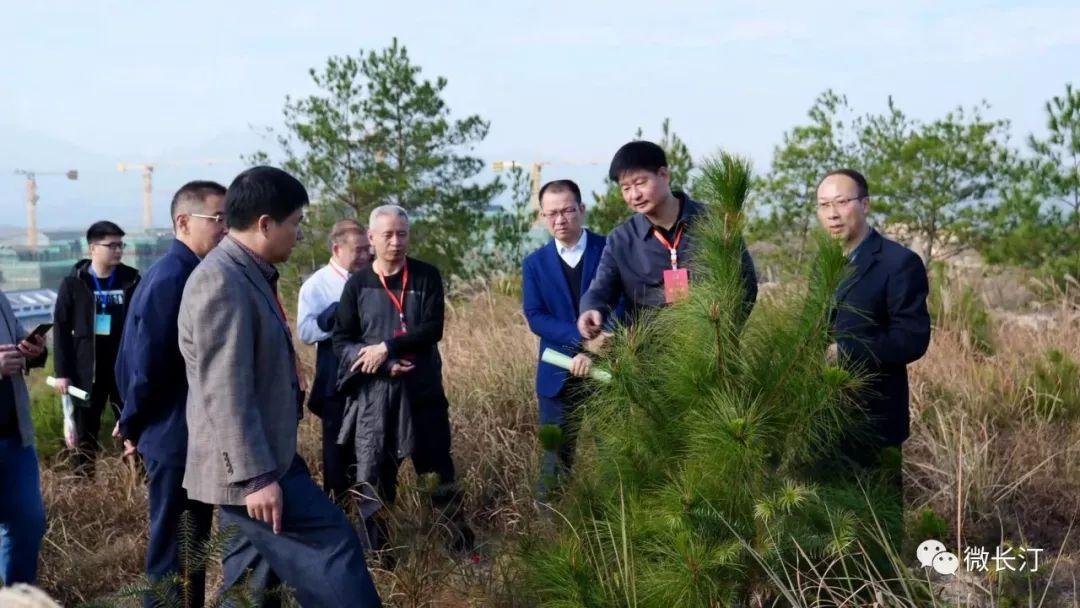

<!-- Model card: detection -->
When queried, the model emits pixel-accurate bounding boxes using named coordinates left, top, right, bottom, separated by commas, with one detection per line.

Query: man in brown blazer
left=179, top=166, right=380, bottom=606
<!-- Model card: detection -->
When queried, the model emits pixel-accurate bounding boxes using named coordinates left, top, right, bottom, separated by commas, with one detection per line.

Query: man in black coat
left=53, top=220, right=141, bottom=477
left=817, top=169, right=931, bottom=537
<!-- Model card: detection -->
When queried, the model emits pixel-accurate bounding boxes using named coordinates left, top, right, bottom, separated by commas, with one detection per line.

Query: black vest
left=559, top=254, right=584, bottom=316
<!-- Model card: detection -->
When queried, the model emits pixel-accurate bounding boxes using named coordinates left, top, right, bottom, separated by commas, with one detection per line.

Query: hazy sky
left=1, top=0, right=1078, bottom=230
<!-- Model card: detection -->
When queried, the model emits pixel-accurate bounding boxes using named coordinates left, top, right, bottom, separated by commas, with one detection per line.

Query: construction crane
left=492, top=159, right=601, bottom=210
left=117, top=159, right=222, bottom=230
left=14, top=169, right=78, bottom=253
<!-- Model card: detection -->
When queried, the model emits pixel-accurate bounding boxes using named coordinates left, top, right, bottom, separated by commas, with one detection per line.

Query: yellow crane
left=117, top=159, right=222, bottom=230
left=492, top=159, right=601, bottom=210
left=14, top=168, right=78, bottom=252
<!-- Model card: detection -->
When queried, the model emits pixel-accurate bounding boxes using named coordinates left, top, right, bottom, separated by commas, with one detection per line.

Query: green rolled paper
left=541, top=348, right=612, bottom=383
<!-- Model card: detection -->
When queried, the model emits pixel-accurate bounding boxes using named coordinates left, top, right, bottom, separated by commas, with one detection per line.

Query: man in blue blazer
left=115, top=181, right=228, bottom=608
left=523, top=179, right=615, bottom=496
left=817, top=169, right=931, bottom=532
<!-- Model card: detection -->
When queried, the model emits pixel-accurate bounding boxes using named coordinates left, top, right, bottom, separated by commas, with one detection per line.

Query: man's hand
left=351, top=342, right=390, bottom=374
left=0, top=345, right=26, bottom=378
left=110, top=422, right=137, bottom=456
left=52, top=377, right=71, bottom=395
left=246, top=482, right=284, bottom=534
left=388, top=360, right=415, bottom=378
left=577, top=310, right=603, bottom=340
left=825, top=343, right=839, bottom=365
left=569, top=353, right=593, bottom=378
left=584, top=332, right=613, bottom=355
left=17, top=335, right=45, bottom=360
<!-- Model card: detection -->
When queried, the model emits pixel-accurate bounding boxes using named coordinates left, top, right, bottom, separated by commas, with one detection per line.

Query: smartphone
left=27, top=323, right=53, bottom=341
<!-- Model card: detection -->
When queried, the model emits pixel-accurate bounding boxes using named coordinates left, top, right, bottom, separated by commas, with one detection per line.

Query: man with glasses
left=115, top=181, right=227, bottom=607
left=522, top=180, right=615, bottom=496
left=53, top=220, right=141, bottom=477
left=816, top=168, right=930, bottom=544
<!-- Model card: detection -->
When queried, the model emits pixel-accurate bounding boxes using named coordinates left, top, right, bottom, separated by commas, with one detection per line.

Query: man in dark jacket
left=297, top=219, right=372, bottom=504
left=578, top=141, right=757, bottom=338
left=53, top=220, right=140, bottom=477
left=333, top=204, right=472, bottom=554
left=115, top=181, right=227, bottom=608
left=817, top=168, right=931, bottom=540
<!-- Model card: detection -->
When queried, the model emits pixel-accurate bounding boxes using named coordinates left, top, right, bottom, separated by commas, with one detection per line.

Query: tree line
left=253, top=39, right=1079, bottom=290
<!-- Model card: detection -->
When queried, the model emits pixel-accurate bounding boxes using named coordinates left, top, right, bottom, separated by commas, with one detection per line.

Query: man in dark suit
left=179, top=167, right=380, bottom=606
left=523, top=180, right=611, bottom=496
left=817, top=168, right=931, bottom=536
left=115, top=181, right=228, bottom=607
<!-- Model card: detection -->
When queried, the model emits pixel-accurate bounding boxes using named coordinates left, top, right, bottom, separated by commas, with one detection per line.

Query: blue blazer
left=833, top=229, right=931, bottom=447
left=523, top=230, right=612, bottom=399
left=116, top=239, right=200, bottom=466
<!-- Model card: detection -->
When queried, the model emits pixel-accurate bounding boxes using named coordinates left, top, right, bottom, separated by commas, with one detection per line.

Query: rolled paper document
left=541, top=348, right=612, bottom=383
left=46, top=376, right=89, bottom=401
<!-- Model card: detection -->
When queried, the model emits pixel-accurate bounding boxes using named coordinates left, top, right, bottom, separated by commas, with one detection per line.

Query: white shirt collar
left=555, top=231, right=587, bottom=255
left=327, top=258, right=350, bottom=279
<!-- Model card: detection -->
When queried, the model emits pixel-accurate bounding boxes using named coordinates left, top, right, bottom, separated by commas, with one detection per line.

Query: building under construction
left=0, top=230, right=172, bottom=293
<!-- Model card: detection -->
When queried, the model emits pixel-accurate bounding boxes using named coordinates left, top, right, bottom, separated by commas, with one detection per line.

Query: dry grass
left=28, top=283, right=1080, bottom=606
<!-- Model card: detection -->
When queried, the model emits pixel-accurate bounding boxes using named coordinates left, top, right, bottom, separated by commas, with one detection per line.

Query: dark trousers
left=0, top=436, right=46, bottom=585
left=319, top=396, right=357, bottom=505
left=73, top=370, right=122, bottom=478
left=144, top=457, right=214, bottom=608
left=218, top=456, right=380, bottom=607
left=537, top=380, right=586, bottom=498
left=362, top=400, right=469, bottom=552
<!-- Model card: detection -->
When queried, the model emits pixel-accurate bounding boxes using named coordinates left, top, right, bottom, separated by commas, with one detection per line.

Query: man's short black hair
left=171, top=180, right=227, bottom=226
left=538, top=179, right=583, bottom=207
left=86, top=220, right=125, bottom=244
left=818, top=169, right=870, bottom=198
left=608, top=140, right=668, bottom=181
left=225, top=166, right=309, bottom=230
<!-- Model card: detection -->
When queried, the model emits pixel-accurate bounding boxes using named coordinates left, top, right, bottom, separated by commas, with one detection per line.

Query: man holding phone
left=0, top=289, right=49, bottom=585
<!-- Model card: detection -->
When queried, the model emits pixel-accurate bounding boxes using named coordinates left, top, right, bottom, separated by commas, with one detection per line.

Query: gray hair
left=369, top=204, right=409, bottom=228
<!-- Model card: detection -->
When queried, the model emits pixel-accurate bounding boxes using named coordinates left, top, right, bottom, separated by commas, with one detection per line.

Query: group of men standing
left=0, top=137, right=930, bottom=606
left=522, top=141, right=931, bottom=532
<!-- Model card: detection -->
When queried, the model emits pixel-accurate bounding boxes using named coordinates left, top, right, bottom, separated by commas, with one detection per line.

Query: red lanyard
left=328, top=260, right=347, bottom=280
left=652, top=225, right=684, bottom=269
left=376, top=262, right=409, bottom=332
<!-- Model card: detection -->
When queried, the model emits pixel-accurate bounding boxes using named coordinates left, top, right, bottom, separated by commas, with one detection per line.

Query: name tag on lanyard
left=654, top=226, right=690, bottom=303
left=91, top=270, right=118, bottom=335
left=378, top=263, right=415, bottom=361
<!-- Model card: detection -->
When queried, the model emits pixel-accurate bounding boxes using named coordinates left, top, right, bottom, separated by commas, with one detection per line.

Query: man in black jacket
left=332, top=205, right=471, bottom=554
left=53, top=221, right=141, bottom=477
left=818, top=169, right=931, bottom=542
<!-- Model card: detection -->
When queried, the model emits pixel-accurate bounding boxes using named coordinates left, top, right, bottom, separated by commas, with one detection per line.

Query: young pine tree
left=525, top=151, right=905, bottom=607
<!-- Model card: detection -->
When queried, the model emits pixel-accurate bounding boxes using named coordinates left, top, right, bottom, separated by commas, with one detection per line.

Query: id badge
left=94, top=313, right=112, bottom=335
left=663, top=268, right=690, bottom=303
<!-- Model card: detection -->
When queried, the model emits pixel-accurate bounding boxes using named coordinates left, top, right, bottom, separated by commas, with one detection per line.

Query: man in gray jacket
left=0, top=290, right=48, bottom=585
left=179, top=166, right=380, bottom=606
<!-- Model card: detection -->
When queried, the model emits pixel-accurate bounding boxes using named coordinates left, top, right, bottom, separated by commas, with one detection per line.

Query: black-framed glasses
left=190, top=213, right=226, bottom=224
left=94, top=242, right=125, bottom=252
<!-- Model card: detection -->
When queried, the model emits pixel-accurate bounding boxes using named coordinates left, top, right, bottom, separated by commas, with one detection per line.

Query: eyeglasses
left=94, top=242, right=125, bottom=252
left=817, top=196, right=866, bottom=211
left=190, top=213, right=226, bottom=224
left=540, top=207, right=580, bottom=220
